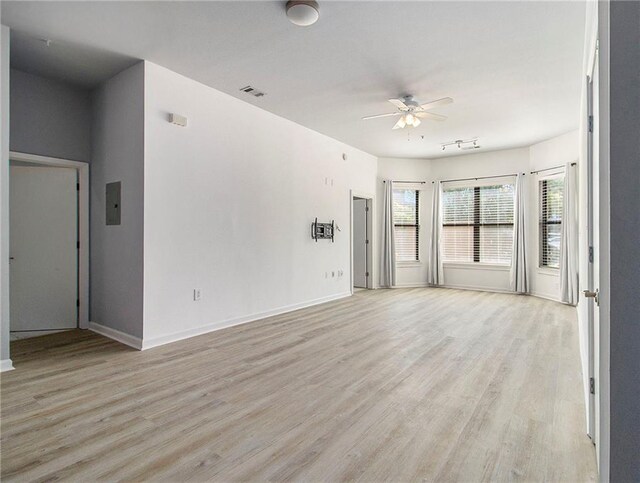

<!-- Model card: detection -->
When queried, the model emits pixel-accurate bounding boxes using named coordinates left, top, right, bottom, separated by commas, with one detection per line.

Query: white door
left=587, top=57, right=601, bottom=457
left=10, top=165, right=78, bottom=332
left=353, top=198, right=368, bottom=288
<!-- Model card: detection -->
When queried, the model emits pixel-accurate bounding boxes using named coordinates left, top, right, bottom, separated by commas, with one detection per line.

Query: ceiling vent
left=239, top=85, right=266, bottom=98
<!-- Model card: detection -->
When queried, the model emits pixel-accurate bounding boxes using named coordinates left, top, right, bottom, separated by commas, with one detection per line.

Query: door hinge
left=365, top=239, right=369, bottom=244
left=77, top=241, right=80, bottom=249
left=76, top=183, right=80, bottom=191
left=76, top=299, right=80, bottom=308
left=588, top=115, right=593, bottom=133
left=365, top=272, right=370, bottom=277
left=590, top=377, right=595, bottom=395
left=589, top=246, right=594, bottom=263
left=365, top=206, right=369, bottom=212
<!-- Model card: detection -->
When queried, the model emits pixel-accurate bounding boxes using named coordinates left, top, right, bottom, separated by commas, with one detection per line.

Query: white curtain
left=427, top=181, right=443, bottom=285
left=510, top=174, right=529, bottom=293
left=380, top=180, right=396, bottom=288
left=560, top=163, right=579, bottom=305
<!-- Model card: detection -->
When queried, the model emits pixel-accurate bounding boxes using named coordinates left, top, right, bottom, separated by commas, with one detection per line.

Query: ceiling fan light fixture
left=362, top=95, right=453, bottom=130
left=393, top=117, right=407, bottom=130
left=286, top=0, right=319, bottom=26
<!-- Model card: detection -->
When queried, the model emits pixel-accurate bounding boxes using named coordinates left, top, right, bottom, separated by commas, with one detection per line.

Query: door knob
left=583, top=289, right=599, bottom=306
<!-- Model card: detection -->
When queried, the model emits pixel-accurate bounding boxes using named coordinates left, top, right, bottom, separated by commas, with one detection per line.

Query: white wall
left=90, top=62, right=145, bottom=340
left=377, top=158, right=431, bottom=287
left=10, top=69, right=91, bottom=162
left=0, top=25, right=12, bottom=369
left=142, top=62, right=377, bottom=347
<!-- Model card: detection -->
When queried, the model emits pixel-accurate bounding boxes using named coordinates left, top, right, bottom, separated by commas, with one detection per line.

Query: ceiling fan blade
left=362, top=112, right=401, bottom=120
left=419, top=97, right=453, bottom=111
left=388, top=98, right=408, bottom=109
left=416, top=111, right=447, bottom=121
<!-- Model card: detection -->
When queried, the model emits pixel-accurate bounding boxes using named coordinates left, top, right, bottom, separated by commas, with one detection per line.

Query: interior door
left=587, top=57, right=601, bottom=456
left=353, top=198, right=368, bottom=288
left=10, top=165, right=78, bottom=332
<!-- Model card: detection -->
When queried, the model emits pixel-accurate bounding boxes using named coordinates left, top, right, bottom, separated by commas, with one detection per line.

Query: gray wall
left=10, top=69, right=91, bottom=162
left=90, top=61, right=144, bottom=339
left=609, top=1, right=640, bottom=480
left=1, top=26, right=11, bottom=365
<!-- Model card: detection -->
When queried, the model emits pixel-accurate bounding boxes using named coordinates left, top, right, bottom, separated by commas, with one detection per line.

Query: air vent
left=239, top=85, right=266, bottom=98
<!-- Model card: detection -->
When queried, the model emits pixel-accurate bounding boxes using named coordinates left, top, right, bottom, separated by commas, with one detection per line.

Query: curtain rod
left=435, top=173, right=522, bottom=184
left=383, top=180, right=426, bottom=184
left=530, top=162, right=577, bottom=175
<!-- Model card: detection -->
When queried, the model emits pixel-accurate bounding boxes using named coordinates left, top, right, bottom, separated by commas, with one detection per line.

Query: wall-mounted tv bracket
left=311, top=218, right=335, bottom=242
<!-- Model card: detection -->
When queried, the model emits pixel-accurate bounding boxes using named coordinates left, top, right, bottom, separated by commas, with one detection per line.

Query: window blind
left=539, top=177, right=564, bottom=268
left=442, top=183, right=515, bottom=264
left=393, top=189, right=419, bottom=262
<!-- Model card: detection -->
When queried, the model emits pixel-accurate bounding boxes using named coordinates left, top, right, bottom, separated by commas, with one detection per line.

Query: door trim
left=586, top=72, right=596, bottom=442
left=9, top=151, right=89, bottom=330
left=350, top=190, right=375, bottom=293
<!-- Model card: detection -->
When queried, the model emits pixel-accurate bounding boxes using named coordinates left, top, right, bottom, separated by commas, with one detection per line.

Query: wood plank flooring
left=1, top=288, right=597, bottom=481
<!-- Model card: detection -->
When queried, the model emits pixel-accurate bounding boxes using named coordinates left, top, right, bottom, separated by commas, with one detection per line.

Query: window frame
left=538, top=175, right=564, bottom=269
left=441, top=181, right=515, bottom=266
left=393, top=188, right=420, bottom=263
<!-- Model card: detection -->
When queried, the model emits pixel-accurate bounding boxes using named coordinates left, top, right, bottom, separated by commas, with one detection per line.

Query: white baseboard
left=89, top=322, right=143, bottom=350
left=1, top=359, right=15, bottom=372
left=439, top=284, right=515, bottom=294
left=530, top=291, right=562, bottom=303
left=392, top=283, right=430, bottom=288
left=141, top=292, right=352, bottom=350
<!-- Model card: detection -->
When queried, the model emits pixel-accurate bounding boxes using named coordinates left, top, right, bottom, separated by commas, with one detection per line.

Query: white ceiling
left=1, top=1, right=586, bottom=159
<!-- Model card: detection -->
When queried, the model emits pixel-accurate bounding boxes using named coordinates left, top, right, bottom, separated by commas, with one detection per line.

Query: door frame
left=9, top=151, right=89, bottom=330
left=586, top=68, right=597, bottom=443
left=349, top=190, right=375, bottom=293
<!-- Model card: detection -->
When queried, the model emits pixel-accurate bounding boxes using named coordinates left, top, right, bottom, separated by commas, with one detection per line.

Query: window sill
left=537, top=267, right=560, bottom=276
left=397, top=260, right=423, bottom=267
left=443, top=262, right=511, bottom=271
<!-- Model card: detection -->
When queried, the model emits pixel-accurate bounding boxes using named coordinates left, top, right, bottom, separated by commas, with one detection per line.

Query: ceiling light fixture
left=393, top=113, right=422, bottom=129
left=393, top=116, right=407, bottom=130
left=441, top=138, right=480, bottom=151
left=364, top=95, right=453, bottom=130
left=286, top=1, right=319, bottom=26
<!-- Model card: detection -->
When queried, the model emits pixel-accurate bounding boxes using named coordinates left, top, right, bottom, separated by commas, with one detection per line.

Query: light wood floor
left=1, top=288, right=597, bottom=482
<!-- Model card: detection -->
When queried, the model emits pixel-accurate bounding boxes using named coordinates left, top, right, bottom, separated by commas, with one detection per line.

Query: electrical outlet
left=193, top=289, right=202, bottom=301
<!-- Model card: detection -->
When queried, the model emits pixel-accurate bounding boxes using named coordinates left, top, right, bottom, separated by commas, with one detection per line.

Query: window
left=442, top=183, right=515, bottom=265
left=393, top=189, right=419, bottom=261
left=539, top=177, right=564, bottom=268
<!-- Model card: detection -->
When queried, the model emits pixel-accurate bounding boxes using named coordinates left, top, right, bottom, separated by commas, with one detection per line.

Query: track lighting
left=441, top=138, right=481, bottom=152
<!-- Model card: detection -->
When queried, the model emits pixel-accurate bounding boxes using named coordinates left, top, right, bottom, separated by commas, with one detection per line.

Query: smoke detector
left=286, top=1, right=319, bottom=26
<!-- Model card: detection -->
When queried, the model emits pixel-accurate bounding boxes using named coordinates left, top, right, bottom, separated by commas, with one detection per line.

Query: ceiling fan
left=362, top=95, right=453, bottom=129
